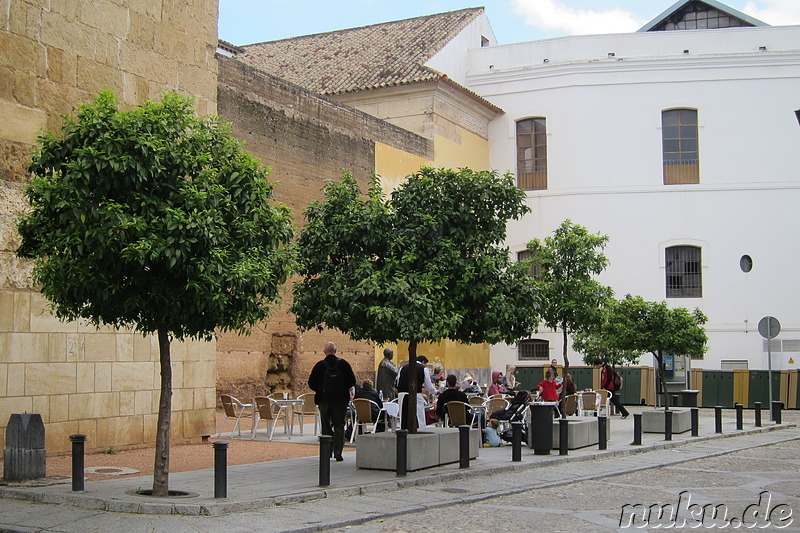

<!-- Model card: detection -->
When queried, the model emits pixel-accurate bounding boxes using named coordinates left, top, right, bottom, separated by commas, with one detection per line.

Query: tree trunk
left=152, top=328, right=173, bottom=496
left=558, top=327, right=570, bottom=417
left=656, top=350, right=669, bottom=411
left=407, top=340, right=418, bottom=434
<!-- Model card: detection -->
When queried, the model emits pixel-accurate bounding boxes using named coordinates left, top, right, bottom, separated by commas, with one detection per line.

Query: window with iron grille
left=518, top=339, right=549, bottom=361
left=516, top=118, right=547, bottom=190
left=516, top=250, right=541, bottom=280
left=665, top=245, right=702, bottom=298
left=662, top=109, right=699, bottom=184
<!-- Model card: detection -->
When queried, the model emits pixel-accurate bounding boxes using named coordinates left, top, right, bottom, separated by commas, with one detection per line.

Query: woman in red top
left=537, top=370, right=560, bottom=402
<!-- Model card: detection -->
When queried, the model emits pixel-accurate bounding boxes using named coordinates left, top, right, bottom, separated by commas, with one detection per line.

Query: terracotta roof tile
left=238, top=8, right=484, bottom=95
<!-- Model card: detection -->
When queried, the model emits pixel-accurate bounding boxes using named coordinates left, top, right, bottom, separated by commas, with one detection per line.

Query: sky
left=218, top=0, right=800, bottom=46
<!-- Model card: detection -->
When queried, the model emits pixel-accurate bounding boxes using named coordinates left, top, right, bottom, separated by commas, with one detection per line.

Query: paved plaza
left=0, top=407, right=797, bottom=532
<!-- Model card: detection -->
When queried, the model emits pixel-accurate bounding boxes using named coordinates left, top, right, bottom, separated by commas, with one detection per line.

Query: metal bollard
left=559, top=418, right=569, bottom=455
left=735, top=403, right=743, bottom=430
left=395, top=430, right=408, bottom=477
left=691, top=408, right=699, bottom=437
left=754, top=402, right=762, bottom=427
left=772, top=401, right=783, bottom=425
left=631, top=413, right=642, bottom=445
left=598, top=416, right=607, bottom=450
left=715, top=406, right=723, bottom=433
left=319, top=435, right=332, bottom=487
left=459, top=425, right=470, bottom=469
left=213, top=441, right=228, bottom=498
left=672, top=395, right=679, bottom=408
left=70, top=434, right=87, bottom=492
left=511, top=422, right=523, bottom=462
left=664, top=410, right=673, bottom=441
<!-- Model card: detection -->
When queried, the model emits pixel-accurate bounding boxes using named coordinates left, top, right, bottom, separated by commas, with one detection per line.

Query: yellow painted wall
left=433, top=130, right=491, bottom=170
left=375, top=142, right=431, bottom=193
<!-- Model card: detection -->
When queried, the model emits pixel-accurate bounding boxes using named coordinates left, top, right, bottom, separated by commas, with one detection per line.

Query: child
left=483, top=418, right=502, bottom=447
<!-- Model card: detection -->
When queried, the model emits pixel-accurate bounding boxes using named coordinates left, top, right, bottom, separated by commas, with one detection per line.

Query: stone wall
left=215, top=57, right=433, bottom=400
left=0, top=0, right=220, bottom=453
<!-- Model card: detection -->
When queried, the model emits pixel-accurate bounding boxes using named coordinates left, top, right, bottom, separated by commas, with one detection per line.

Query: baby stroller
left=492, top=390, right=531, bottom=443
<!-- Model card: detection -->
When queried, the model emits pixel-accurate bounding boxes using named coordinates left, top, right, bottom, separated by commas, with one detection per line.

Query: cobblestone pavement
left=333, top=436, right=800, bottom=532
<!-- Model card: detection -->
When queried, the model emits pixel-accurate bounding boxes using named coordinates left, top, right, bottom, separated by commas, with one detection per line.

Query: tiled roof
left=238, top=8, right=485, bottom=95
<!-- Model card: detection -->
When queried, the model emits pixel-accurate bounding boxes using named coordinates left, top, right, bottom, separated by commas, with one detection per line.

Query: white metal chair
left=350, top=398, right=387, bottom=442
left=217, top=394, right=252, bottom=437
left=292, top=393, right=319, bottom=436
left=596, top=389, right=612, bottom=417
left=252, top=396, right=288, bottom=441
left=444, top=400, right=477, bottom=428
left=578, top=391, right=601, bottom=417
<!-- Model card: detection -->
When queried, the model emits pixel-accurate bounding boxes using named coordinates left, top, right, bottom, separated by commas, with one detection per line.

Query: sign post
left=758, top=316, right=780, bottom=419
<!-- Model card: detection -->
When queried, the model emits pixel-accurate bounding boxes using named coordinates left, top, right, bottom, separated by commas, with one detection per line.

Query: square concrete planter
left=642, top=408, right=691, bottom=433
left=355, top=427, right=480, bottom=471
left=550, top=417, right=611, bottom=449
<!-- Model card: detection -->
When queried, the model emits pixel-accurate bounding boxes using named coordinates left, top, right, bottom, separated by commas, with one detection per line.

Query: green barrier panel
left=702, top=370, right=735, bottom=408
left=748, top=370, right=781, bottom=408
left=568, top=366, right=594, bottom=391
left=514, top=366, right=545, bottom=392
left=617, top=367, right=642, bottom=405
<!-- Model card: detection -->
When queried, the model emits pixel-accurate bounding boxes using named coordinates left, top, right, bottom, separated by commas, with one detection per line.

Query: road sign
left=758, top=316, right=780, bottom=339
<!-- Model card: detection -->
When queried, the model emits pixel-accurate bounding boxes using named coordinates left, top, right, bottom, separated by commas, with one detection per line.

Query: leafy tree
left=16, top=91, right=294, bottom=495
left=525, top=219, right=613, bottom=376
left=580, top=295, right=708, bottom=410
left=292, top=168, right=540, bottom=432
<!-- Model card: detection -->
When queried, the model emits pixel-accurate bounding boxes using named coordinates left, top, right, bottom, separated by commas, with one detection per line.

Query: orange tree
left=16, top=91, right=294, bottom=495
left=292, top=168, right=540, bottom=433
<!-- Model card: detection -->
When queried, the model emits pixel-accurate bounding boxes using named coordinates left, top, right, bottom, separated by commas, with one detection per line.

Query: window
left=518, top=339, right=549, bottom=361
left=665, top=245, right=702, bottom=298
left=662, top=109, right=698, bottom=184
left=516, top=250, right=541, bottom=280
left=516, top=118, right=547, bottom=190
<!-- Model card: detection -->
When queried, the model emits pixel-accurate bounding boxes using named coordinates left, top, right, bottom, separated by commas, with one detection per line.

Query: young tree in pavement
left=16, top=91, right=294, bottom=496
left=292, top=168, right=540, bottom=433
left=525, top=219, right=614, bottom=377
left=578, top=295, right=708, bottom=410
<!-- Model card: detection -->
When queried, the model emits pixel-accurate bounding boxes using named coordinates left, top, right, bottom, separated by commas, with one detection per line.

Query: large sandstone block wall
left=216, top=57, right=433, bottom=400
left=1, top=0, right=220, bottom=452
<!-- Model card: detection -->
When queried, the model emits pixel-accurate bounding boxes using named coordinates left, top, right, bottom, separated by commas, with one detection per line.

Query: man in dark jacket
left=435, top=374, right=469, bottom=422
left=308, top=342, right=357, bottom=461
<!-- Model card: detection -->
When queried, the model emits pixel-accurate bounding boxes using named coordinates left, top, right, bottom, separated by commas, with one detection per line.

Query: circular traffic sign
left=758, top=316, right=780, bottom=339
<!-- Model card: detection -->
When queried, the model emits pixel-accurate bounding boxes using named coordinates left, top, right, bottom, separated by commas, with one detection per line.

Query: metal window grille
left=516, top=250, right=541, bottom=280
left=665, top=245, right=702, bottom=298
left=518, top=339, right=549, bottom=361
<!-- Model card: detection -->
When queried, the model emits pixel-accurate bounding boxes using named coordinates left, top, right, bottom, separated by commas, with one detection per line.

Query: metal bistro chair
left=217, top=394, right=252, bottom=437
left=596, top=389, right=612, bottom=417
left=350, top=398, right=387, bottom=443
left=292, top=393, right=319, bottom=436
left=444, top=401, right=477, bottom=428
left=562, top=393, right=579, bottom=417
left=252, top=396, right=288, bottom=441
left=578, top=391, right=601, bottom=417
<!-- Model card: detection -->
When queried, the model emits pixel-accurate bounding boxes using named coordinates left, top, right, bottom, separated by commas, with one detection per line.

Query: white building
left=461, top=1, right=800, bottom=371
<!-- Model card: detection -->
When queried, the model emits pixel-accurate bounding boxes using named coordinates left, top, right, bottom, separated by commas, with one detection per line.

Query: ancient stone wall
left=0, top=0, right=220, bottom=453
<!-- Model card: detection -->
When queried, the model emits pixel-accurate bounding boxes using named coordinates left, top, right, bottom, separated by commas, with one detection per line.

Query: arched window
left=516, top=118, right=547, bottom=190
left=662, top=109, right=699, bottom=184
left=665, top=245, right=702, bottom=298
left=518, top=339, right=549, bottom=361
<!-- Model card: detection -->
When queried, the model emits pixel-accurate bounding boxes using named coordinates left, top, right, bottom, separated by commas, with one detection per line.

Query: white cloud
left=510, top=0, right=646, bottom=36
left=742, top=0, right=800, bottom=25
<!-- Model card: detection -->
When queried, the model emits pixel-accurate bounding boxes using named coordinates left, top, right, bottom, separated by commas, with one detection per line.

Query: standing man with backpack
left=309, top=342, right=357, bottom=461
left=598, top=360, right=629, bottom=419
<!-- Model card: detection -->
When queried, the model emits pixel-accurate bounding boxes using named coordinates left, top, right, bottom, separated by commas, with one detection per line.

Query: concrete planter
left=355, top=427, right=480, bottom=471
left=549, top=417, right=611, bottom=449
left=642, top=408, right=691, bottom=433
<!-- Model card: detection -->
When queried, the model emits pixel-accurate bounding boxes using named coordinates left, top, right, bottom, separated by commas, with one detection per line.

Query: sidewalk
left=0, top=407, right=797, bottom=532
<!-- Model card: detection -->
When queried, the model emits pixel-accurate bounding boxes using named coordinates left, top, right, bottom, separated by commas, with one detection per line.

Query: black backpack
left=322, top=358, right=347, bottom=399
left=609, top=364, right=623, bottom=390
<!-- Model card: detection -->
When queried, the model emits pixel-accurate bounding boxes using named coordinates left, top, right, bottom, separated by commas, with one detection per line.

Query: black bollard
left=511, top=422, right=523, bottom=462
left=772, top=401, right=783, bottom=425
left=735, top=403, right=743, bottom=430
left=690, top=408, right=699, bottom=437
left=459, top=425, right=470, bottom=469
left=319, top=435, right=332, bottom=487
left=672, top=394, right=679, bottom=408
left=598, top=416, right=607, bottom=450
left=530, top=404, right=553, bottom=455
left=70, top=434, right=86, bottom=492
left=213, top=441, right=228, bottom=498
left=754, top=402, right=762, bottom=427
left=664, top=410, right=673, bottom=441
left=715, top=406, right=723, bottom=433
left=559, top=418, right=569, bottom=455
left=396, top=430, right=408, bottom=477
left=631, top=413, right=642, bottom=445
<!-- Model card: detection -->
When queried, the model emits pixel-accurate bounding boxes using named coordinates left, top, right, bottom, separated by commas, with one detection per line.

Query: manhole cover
left=84, top=466, right=140, bottom=476
left=440, top=488, right=469, bottom=494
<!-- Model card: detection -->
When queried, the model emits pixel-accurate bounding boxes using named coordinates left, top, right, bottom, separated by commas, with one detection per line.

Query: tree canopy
left=525, top=219, right=613, bottom=372
left=17, top=90, right=294, bottom=494
left=292, top=168, right=540, bottom=431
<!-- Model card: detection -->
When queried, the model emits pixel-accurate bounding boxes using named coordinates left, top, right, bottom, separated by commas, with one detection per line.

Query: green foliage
left=292, top=168, right=540, bottom=346
left=17, top=90, right=294, bottom=340
left=525, top=219, right=614, bottom=367
left=104, top=446, right=117, bottom=455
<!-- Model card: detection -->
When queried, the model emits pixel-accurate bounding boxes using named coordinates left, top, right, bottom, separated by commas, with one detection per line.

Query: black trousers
left=318, top=400, right=348, bottom=456
left=608, top=391, right=629, bottom=417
